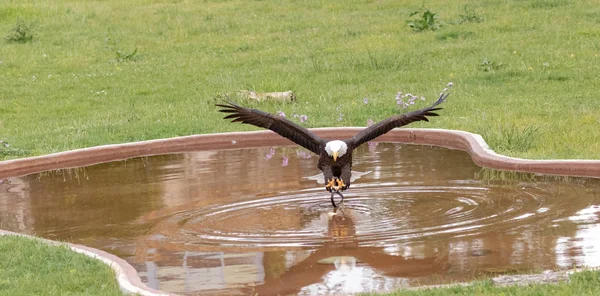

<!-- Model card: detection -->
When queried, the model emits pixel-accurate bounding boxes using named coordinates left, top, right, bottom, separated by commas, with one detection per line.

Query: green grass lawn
left=0, top=235, right=122, bottom=296
left=1, top=0, right=600, bottom=295
left=1, top=0, right=599, bottom=160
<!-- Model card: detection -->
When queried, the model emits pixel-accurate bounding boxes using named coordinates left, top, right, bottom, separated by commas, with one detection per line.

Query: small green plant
left=481, top=58, right=504, bottom=71
left=456, top=5, right=484, bottom=24
left=406, top=8, right=443, bottom=32
left=366, top=48, right=379, bottom=69
left=308, top=52, right=322, bottom=71
left=0, top=140, right=29, bottom=158
left=5, top=20, right=33, bottom=43
left=116, top=47, right=138, bottom=62
left=235, top=44, right=251, bottom=52
left=104, top=37, right=138, bottom=62
left=126, top=100, right=141, bottom=122
left=345, top=29, right=361, bottom=37
left=481, top=124, right=540, bottom=154
left=436, top=30, right=475, bottom=40
left=547, top=73, right=570, bottom=81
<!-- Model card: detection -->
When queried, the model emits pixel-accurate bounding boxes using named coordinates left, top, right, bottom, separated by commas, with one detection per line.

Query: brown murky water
left=2, top=143, right=600, bottom=295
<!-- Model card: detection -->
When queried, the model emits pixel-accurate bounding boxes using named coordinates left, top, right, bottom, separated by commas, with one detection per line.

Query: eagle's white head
left=325, top=140, right=348, bottom=161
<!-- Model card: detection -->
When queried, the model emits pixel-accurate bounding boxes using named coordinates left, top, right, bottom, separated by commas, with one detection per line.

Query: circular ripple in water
left=156, top=182, right=553, bottom=249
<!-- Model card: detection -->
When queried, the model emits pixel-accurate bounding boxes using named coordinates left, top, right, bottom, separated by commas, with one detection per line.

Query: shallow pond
left=1, top=143, right=600, bottom=295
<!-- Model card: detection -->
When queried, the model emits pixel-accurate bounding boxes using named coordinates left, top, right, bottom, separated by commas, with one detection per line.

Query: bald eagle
left=217, top=93, right=448, bottom=207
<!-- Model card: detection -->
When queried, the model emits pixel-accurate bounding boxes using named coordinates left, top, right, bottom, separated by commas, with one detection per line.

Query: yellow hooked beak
left=333, top=151, right=338, bottom=161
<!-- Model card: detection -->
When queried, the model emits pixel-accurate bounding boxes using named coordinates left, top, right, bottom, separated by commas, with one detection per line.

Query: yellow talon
left=334, top=179, right=346, bottom=191
left=326, top=179, right=336, bottom=191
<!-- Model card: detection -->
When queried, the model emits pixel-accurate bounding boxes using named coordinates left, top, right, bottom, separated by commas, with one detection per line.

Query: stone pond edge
left=1, top=128, right=599, bottom=180
left=1, top=127, right=599, bottom=295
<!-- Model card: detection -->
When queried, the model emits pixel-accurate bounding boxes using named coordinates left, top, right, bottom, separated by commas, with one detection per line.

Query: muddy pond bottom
left=2, top=143, right=600, bottom=295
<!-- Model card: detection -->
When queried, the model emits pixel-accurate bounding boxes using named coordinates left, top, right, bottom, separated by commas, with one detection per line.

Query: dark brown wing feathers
left=348, top=93, right=448, bottom=148
left=216, top=101, right=324, bottom=155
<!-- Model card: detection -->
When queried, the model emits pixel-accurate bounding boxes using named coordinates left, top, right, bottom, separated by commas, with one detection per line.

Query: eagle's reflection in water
left=249, top=207, right=448, bottom=295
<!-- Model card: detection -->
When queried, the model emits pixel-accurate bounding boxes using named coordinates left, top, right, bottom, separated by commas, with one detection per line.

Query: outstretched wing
left=347, top=93, right=449, bottom=148
left=216, top=101, right=324, bottom=155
